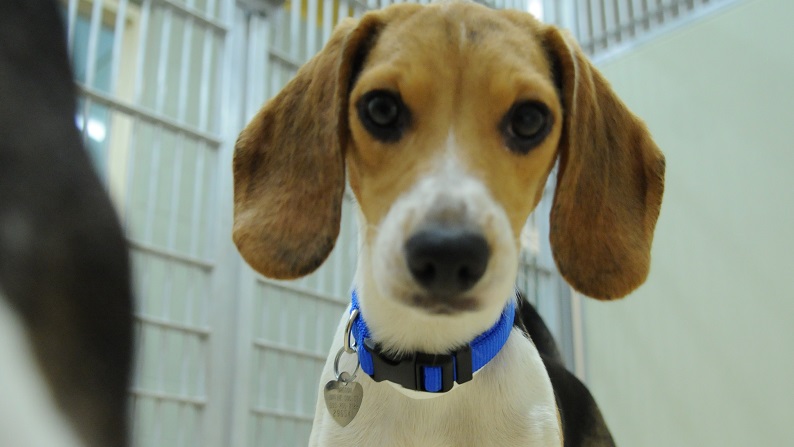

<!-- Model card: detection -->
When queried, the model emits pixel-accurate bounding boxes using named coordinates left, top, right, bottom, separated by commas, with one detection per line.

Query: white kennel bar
left=62, top=0, right=729, bottom=445
left=537, top=0, right=738, bottom=57
left=64, top=0, right=230, bottom=445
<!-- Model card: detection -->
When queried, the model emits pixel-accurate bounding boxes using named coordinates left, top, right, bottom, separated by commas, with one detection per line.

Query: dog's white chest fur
left=309, top=314, right=562, bottom=446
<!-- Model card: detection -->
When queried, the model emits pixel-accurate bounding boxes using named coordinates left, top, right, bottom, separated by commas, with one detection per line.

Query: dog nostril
left=405, top=226, right=490, bottom=296
left=458, top=265, right=481, bottom=288
left=412, top=262, right=436, bottom=284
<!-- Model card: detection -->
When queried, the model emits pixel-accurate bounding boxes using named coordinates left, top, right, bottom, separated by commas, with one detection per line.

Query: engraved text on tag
left=323, top=377, right=363, bottom=427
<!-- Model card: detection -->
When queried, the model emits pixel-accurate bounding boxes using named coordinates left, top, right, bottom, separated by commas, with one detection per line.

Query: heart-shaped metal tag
left=323, top=377, right=363, bottom=427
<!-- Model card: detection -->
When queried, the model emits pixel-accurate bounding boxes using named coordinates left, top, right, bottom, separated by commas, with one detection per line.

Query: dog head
left=233, top=2, right=664, bottom=348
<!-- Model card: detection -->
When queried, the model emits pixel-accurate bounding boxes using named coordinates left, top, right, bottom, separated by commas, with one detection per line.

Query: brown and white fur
left=0, top=1, right=133, bottom=446
left=233, top=2, right=665, bottom=446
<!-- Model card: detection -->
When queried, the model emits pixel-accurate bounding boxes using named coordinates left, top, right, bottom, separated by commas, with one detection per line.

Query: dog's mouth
left=410, top=294, right=479, bottom=315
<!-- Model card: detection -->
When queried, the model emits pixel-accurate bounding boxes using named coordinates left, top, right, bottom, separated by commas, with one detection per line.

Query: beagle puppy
left=0, top=1, right=133, bottom=446
left=233, top=1, right=665, bottom=446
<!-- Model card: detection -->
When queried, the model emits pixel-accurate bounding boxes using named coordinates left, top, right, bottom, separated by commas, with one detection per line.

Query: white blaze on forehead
left=435, top=131, right=471, bottom=182
left=426, top=131, right=489, bottom=216
left=443, top=130, right=459, bottom=164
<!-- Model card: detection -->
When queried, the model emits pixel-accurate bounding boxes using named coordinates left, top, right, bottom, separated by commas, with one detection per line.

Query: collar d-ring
left=344, top=308, right=359, bottom=354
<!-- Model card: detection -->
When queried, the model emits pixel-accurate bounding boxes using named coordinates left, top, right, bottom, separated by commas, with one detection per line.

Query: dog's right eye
left=357, top=90, right=410, bottom=143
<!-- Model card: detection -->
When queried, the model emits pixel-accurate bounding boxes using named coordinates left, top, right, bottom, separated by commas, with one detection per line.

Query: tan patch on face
left=347, top=4, right=562, bottom=242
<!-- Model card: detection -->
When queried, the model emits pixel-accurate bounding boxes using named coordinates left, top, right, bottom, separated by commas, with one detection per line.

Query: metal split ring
left=333, top=347, right=360, bottom=382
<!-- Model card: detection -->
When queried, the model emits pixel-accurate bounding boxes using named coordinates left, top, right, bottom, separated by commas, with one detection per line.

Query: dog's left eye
left=357, top=90, right=409, bottom=143
left=502, top=101, right=553, bottom=154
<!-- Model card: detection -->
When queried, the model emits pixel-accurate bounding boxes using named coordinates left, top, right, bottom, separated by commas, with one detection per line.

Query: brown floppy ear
left=542, top=27, right=666, bottom=300
left=233, top=17, right=381, bottom=279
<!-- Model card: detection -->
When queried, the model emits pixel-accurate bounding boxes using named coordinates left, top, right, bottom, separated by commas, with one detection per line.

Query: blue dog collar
left=350, top=290, right=515, bottom=393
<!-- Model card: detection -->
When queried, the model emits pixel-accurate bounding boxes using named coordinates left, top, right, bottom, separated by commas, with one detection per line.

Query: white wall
left=581, top=0, right=794, bottom=445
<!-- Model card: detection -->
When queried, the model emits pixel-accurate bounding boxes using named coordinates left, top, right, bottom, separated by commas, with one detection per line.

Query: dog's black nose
left=405, top=226, right=490, bottom=297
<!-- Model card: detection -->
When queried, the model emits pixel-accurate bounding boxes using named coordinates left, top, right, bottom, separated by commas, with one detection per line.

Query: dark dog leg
left=515, top=295, right=616, bottom=447
left=0, top=1, right=133, bottom=446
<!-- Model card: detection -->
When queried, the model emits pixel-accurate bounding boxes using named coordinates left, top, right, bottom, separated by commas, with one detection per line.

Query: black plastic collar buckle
left=363, top=338, right=473, bottom=393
